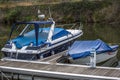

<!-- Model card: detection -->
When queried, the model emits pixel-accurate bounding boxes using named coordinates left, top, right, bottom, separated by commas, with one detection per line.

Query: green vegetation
left=0, top=0, right=9, bottom=3
left=94, top=0, right=120, bottom=23
left=0, top=0, right=120, bottom=59
left=1, top=0, right=120, bottom=24
left=3, top=8, right=20, bottom=24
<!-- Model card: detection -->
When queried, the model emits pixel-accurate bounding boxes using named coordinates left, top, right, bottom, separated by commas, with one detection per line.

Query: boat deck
left=38, top=50, right=67, bottom=63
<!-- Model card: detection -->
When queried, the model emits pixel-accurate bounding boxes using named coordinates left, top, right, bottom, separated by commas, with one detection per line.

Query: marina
left=1, top=11, right=83, bottom=61
left=0, top=1, right=120, bottom=80
left=0, top=22, right=119, bottom=80
left=0, top=51, right=120, bottom=80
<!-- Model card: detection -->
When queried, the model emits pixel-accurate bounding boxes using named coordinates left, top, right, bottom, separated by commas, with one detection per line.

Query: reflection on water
left=80, top=23, right=120, bottom=43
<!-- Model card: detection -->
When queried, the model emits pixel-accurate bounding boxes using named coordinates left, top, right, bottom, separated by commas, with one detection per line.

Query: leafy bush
left=4, top=8, right=20, bottom=24
left=1, top=0, right=119, bottom=24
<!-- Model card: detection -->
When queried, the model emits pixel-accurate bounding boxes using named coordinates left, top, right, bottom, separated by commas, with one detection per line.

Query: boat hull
left=37, top=32, right=82, bottom=59
left=69, top=50, right=118, bottom=65
left=1, top=33, right=81, bottom=61
left=38, top=39, right=75, bottom=58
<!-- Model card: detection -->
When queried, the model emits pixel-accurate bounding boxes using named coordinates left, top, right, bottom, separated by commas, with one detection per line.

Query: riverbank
left=0, top=0, right=120, bottom=61
left=0, top=0, right=81, bottom=8
left=0, top=0, right=120, bottom=24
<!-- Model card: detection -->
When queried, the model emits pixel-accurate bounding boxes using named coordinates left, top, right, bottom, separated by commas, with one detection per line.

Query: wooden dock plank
left=39, top=50, right=66, bottom=62
left=0, top=60, right=120, bottom=80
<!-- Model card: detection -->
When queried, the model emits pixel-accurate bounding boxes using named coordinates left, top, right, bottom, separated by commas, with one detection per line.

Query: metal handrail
left=56, top=22, right=83, bottom=30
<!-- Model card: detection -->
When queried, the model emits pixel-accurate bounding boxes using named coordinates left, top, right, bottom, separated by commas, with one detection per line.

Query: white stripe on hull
left=69, top=50, right=118, bottom=65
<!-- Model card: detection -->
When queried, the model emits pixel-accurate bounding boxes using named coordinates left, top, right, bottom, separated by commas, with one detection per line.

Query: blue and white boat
left=1, top=18, right=83, bottom=61
left=67, top=39, right=119, bottom=64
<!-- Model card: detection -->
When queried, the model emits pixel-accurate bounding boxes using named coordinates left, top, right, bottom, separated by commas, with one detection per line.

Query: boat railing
left=56, top=22, right=83, bottom=30
left=70, top=22, right=83, bottom=30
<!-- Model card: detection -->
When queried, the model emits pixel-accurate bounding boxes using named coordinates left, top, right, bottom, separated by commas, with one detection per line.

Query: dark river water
left=0, top=23, right=120, bottom=80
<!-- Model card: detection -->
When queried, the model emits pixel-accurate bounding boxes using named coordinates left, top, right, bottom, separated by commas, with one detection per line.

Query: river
left=0, top=23, right=120, bottom=80
left=0, top=23, right=120, bottom=64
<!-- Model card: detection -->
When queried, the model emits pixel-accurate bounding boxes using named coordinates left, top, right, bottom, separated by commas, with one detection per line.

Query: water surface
left=0, top=23, right=120, bottom=80
left=0, top=23, right=120, bottom=63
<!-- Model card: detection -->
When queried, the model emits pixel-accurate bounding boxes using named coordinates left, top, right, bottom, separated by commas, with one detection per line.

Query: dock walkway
left=38, top=50, right=67, bottom=63
left=0, top=60, right=120, bottom=80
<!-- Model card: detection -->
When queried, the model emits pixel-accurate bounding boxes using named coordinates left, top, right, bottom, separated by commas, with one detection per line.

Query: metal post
left=94, top=49, right=96, bottom=68
left=51, top=50, right=55, bottom=55
left=11, top=73, right=14, bottom=80
left=17, top=74, right=19, bottom=80
left=32, top=75, right=34, bottom=80
left=40, top=54, right=43, bottom=59
left=1, top=71, right=3, bottom=80
left=90, top=48, right=96, bottom=68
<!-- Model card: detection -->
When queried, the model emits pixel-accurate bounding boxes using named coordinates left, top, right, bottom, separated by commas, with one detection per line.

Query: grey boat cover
left=68, top=39, right=119, bottom=59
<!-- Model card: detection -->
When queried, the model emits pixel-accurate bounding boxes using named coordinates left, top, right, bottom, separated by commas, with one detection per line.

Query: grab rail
left=56, top=22, right=83, bottom=30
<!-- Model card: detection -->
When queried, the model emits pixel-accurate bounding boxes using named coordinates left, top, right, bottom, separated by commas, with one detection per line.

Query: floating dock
left=0, top=51, right=120, bottom=80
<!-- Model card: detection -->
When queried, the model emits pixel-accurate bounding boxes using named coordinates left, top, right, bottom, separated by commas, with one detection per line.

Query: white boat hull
left=69, top=50, right=118, bottom=65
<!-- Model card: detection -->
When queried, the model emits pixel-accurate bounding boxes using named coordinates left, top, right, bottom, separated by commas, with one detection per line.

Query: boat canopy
left=15, top=21, right=53, bottom=25
left=68, top=39, right=119, bottom=60
left=8, top=21, right=53, bottom=46
left=11, top=27, right=70, bottom=49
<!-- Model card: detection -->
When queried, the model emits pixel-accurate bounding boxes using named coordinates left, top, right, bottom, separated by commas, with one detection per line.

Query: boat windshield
left=10, top=23, right=52, bottom=39
left=8, top=22, right=53, bottom=48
